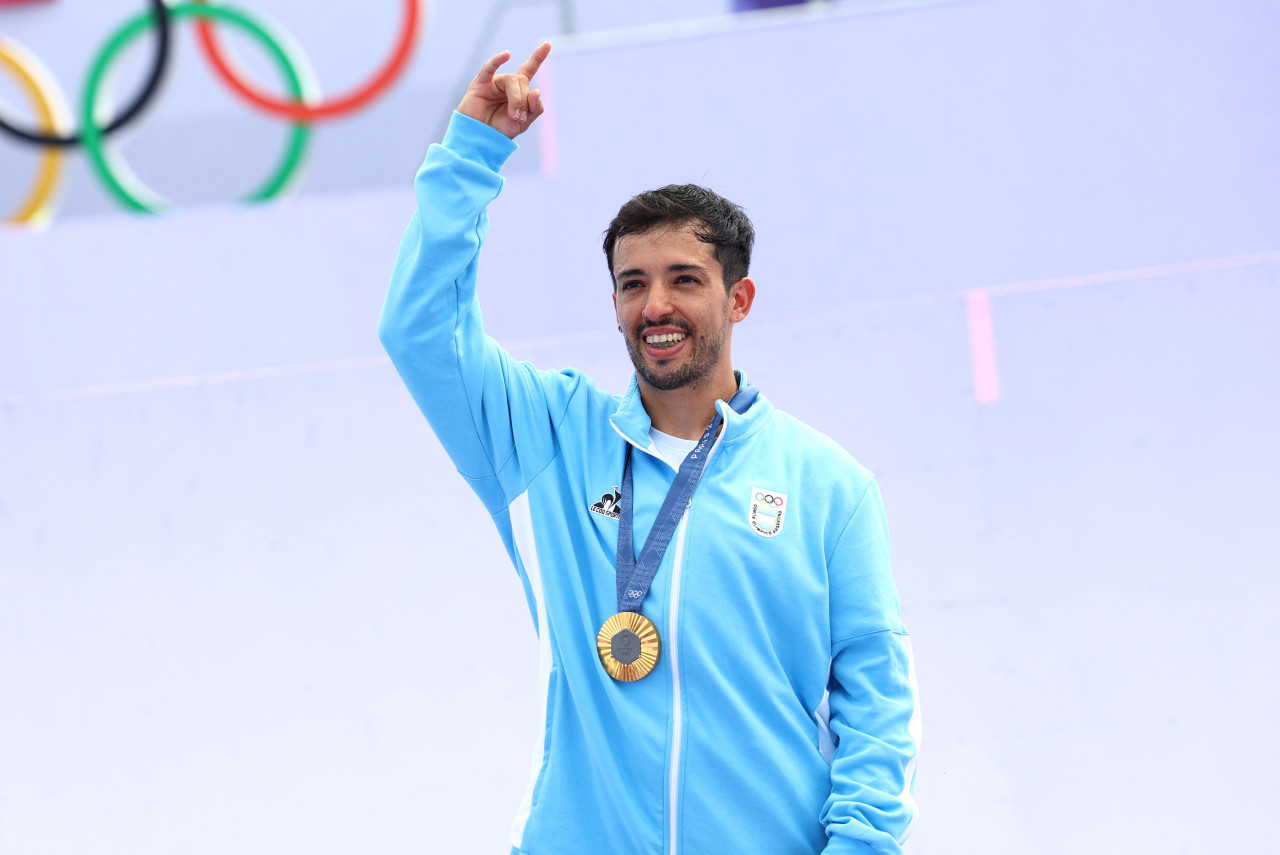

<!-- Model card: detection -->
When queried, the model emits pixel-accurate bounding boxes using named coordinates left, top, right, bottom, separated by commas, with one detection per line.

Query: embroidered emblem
left=590, top=486, right=622, bottom=520
left=748, top=487, right=787, bottom=537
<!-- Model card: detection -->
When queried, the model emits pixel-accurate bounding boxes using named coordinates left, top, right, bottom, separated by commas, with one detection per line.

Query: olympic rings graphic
left=0, top=0, right=422, bottom=224
left=754, top=492, right=783, bottom=505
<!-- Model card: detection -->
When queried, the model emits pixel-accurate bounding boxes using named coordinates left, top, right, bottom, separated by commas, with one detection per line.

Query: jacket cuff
left=442, top=111, right=519, bottom=172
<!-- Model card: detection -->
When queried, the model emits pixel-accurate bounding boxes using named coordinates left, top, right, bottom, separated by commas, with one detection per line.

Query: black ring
left=0, top=0, right=173, bottom=148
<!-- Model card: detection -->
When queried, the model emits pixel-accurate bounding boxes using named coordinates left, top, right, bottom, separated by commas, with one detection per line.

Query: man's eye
left=621, top=280, right=642, bottom=290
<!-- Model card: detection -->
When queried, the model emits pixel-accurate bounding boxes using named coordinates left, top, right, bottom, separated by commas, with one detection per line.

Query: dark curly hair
left=602, top=184, right=755, bottom=292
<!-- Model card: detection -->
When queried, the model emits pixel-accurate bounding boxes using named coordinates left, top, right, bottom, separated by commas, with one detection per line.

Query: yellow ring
left=0, top=36, right=70, bottom=226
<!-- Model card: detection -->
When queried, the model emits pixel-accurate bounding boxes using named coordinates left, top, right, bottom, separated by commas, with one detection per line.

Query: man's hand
left=457, top=42, right=551, bottom=140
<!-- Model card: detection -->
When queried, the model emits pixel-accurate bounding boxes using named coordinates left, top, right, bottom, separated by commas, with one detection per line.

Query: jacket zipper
left=667, top=514, right=690, bottom=855
left=667, top=412, right=730, bottom=855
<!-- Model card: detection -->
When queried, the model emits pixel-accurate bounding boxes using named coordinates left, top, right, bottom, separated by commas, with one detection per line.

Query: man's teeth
left=645, top=332, right=687, bottom=345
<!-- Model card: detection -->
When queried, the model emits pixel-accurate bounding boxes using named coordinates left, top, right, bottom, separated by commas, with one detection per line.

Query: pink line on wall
left=537, top=57, right=559, bottom=178
left=965, top=290, right=1001, bottom=405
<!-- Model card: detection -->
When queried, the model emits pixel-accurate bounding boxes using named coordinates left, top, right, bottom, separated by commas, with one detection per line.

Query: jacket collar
left=609, top=370, right=773, bottom=451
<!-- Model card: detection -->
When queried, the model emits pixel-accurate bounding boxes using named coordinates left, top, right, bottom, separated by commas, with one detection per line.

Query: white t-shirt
left=647, top=428, right=699, bottom=471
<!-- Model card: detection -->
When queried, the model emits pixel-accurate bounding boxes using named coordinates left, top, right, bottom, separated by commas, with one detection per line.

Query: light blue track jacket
left=379, top=112, right=920, bottom=855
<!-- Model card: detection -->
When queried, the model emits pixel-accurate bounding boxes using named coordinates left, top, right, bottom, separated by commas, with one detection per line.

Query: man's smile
left=634, top=322, right=693, bottom=362
left=644, top=331, right=687, bottom=347
left=643, top=331, right=688, bottom=359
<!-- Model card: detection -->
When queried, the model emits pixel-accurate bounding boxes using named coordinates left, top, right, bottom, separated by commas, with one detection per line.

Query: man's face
left=611, top=224, right=750, bottom=393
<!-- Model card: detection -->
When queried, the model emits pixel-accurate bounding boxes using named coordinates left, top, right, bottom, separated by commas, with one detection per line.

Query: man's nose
left=642, top=285, right=675, bottom=322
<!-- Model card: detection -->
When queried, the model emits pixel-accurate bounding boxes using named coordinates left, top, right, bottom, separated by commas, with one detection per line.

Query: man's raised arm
left=378, top=44, right=571, bottom=514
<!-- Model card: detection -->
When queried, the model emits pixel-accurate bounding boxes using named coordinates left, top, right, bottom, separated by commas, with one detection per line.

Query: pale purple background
left=2, top=1, right=1279, bottom=853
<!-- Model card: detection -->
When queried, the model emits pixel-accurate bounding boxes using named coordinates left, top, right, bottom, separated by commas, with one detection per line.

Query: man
left=379, top=43, right=919, bottom=855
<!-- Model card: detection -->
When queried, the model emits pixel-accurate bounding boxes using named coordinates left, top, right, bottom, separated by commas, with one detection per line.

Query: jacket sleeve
left=820, top=481, right=921, bottom=854
left=378, top=112, right=581, bottom=514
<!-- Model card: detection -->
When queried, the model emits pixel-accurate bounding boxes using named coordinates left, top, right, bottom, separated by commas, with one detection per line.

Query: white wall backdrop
left=2, top=1, right=1279, bottom=853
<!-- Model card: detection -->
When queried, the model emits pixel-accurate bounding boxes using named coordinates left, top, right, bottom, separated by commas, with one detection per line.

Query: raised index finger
left=516, top=42, right=552, bottom=81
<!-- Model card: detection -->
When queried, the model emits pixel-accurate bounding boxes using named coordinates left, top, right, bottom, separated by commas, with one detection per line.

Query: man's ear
left=729, top=277, right=756, bottom=323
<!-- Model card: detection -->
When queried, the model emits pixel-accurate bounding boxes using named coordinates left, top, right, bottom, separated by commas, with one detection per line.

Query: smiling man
left=379, top=43, right=920, bottom=855
left=609, top=189, right=755, bottom=439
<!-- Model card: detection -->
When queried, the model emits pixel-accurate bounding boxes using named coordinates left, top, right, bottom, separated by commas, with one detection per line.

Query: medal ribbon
left=615, top=383, right=758, bottom=613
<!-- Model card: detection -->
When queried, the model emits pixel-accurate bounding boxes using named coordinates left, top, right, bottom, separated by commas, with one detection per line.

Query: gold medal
left=596, top=611, right=661, bottom=681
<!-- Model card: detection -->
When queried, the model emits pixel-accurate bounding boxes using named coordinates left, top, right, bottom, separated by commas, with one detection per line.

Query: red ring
left=191, top=0, right=421, bottom=121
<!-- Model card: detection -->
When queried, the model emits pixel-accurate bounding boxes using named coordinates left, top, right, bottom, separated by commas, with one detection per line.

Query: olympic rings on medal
left=0, top=0, right=171, bottom=148
left=192, top=0, right=422, bottom=122
left=81, top=2, right=313, bottom=213
left=0, top=36, right=69, bottom=225
left=0, top=1, right=421, bottom=221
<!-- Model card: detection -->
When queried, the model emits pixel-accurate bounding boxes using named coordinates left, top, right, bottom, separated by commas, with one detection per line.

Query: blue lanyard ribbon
left=615, top=383, right=758, bottom=613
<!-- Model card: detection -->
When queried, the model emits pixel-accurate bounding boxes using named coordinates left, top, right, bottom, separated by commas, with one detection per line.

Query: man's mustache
left=634, top=319, right=693, bottom=335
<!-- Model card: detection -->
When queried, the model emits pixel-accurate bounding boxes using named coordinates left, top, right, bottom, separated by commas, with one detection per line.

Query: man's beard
left=624, top=317, right=728, bottom=392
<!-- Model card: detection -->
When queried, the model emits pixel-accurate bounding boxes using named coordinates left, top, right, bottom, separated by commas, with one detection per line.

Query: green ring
left=80, top=3, right=311, bottom=213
